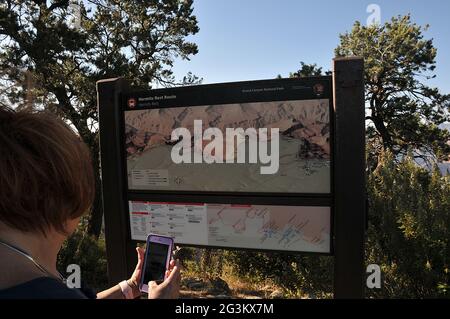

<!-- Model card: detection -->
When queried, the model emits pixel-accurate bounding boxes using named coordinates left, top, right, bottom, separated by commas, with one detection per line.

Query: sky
left=172, top=0, right=450, bottom=93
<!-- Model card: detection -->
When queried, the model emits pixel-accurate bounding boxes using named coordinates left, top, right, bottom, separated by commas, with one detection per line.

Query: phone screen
left=142, top=242, right=170, bottom=284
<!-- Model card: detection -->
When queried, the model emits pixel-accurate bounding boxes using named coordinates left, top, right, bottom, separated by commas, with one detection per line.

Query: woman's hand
left=127, top=246, right=145, bottom=299
left=96, top=247, right=145, bottom=300
left=148, top=259, right=181, bottom=299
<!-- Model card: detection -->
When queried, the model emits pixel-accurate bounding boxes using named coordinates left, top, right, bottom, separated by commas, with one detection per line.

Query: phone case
left=139, top=234, right=174, bottom=293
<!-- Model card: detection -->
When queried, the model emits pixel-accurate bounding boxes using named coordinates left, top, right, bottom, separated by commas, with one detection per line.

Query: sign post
left=97, top=78, right=136, bottom=282
left=332, top=57, right=366, bottom=298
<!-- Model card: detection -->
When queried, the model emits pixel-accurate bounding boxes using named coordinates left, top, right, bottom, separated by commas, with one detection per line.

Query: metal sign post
left=332, top=57, right=366, bottom=298
left=97, top=78, right=136, bottom=282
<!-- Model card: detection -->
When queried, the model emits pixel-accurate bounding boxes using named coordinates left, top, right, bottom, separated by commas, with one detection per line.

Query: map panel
left=125, top=99, right=330, bottom=193
left=129, top=201, right=330, bottom=253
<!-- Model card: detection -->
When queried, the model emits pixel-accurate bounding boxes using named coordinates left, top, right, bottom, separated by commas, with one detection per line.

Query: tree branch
left=48, top=0, right=69, bottom=12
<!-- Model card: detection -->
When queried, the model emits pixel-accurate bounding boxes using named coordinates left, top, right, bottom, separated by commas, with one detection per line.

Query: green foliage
left=179, top=248, right=226, bottom=279
left=199, top=249, right=225, bottom=278
left=276, top=61, right=330, bottom=79
left=225, top=251, right=333, bottom=297
left=366, top=150, right=450, bottom=298
left=57, top=222, right=108, bottom=292
left=289, top=62, right=331, bottom=78
left=335, top=15, right=450, bottom=161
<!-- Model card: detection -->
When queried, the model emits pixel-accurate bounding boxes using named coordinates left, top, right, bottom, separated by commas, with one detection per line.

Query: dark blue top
left=0, top=277, right=96, bottom=299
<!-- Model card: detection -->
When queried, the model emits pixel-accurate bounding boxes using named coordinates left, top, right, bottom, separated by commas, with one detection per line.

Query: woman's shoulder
left=0, top=277, right=90, bottom=299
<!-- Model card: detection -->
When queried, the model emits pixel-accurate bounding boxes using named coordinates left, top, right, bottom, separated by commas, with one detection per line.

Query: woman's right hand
left=148, top=259, right=181, bottom=299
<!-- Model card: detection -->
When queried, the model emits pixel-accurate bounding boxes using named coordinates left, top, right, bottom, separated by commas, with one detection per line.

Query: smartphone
left=139, top=234, right=174, bottom=293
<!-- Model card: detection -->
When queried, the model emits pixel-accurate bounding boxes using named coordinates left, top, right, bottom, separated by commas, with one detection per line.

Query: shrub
left=366, top=151, right=450, bottom=298
left=225, top=250, right=333, bottom=297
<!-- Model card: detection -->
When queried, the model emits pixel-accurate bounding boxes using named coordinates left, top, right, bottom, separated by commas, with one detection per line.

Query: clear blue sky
left=172, top=0, right=450, bottom=93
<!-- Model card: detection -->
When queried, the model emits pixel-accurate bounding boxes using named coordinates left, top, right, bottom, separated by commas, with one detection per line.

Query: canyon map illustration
left=124, top=99, right=330, bottom=193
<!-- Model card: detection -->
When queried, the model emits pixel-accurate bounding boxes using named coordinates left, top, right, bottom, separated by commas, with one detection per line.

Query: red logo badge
left=128, top=98, right=137, bottom=108
left=313, top=84, right=325, bottom=96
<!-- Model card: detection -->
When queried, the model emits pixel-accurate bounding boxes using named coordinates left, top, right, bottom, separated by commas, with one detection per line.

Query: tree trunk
left=86, top=137, right=104, bottom=238
left=87, top=173, right=104, bottom=238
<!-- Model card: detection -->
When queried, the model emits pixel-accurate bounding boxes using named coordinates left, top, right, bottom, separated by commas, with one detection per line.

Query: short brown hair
left=0, top=106, right=95, bottom=235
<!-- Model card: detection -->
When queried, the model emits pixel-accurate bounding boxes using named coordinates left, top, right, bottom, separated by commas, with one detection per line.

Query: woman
left=0, top=105, right=180, bottom=299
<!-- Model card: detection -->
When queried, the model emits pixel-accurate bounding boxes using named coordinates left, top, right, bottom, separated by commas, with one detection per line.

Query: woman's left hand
left=127, top=246, right=145, bottom=298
